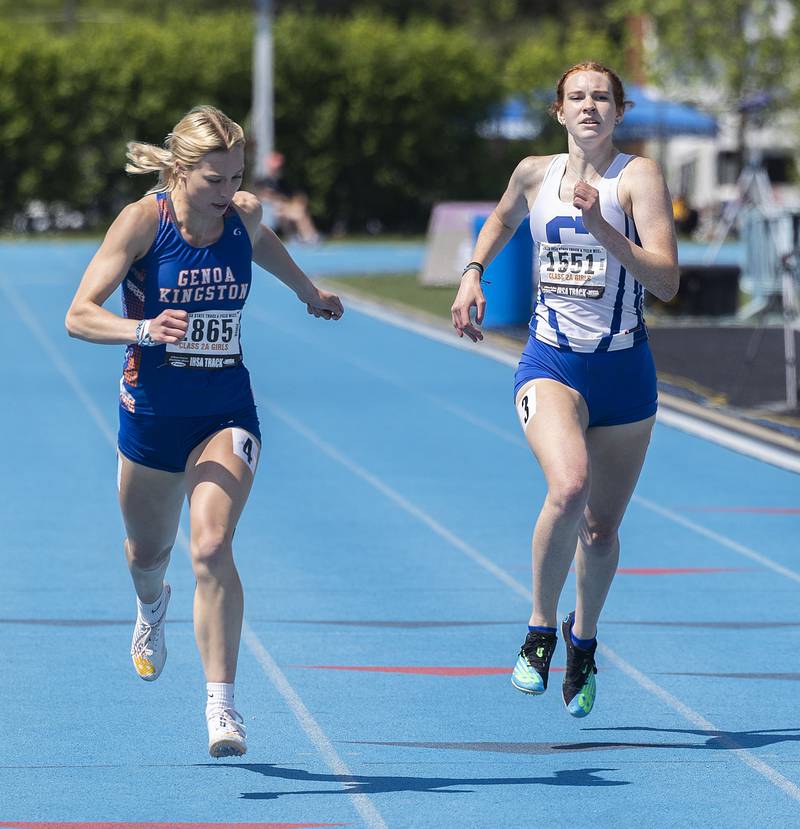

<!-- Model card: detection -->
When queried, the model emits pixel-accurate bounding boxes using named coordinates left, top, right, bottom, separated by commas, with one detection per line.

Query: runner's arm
left=65, top=201, right=187, bottom=344
left=586, top=158, right=679, bottom=301
left=241, top=192, right=343, bottom=319
left=451, top=156, right=547, bottom=341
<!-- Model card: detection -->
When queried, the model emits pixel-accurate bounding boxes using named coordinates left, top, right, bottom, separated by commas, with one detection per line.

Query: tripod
left=703, top=160, right=774, bottom=267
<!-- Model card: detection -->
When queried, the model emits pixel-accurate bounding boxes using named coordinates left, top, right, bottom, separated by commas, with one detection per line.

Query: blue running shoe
left=561, top=611, right=597, bottom=717
left=511, top=629, right=557, bottom=695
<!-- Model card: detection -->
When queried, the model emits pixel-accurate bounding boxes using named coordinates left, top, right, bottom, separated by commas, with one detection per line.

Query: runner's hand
left=451, top=271, right=485, bottom=342
left=573, top=180, right=605, bottom=235
left=306, top=288, right=344, bottom=320
left=148, top=309, right=189, bottom=343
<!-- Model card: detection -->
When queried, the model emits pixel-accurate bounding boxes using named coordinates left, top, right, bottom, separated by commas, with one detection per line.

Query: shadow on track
left=197, top=763, right=629, bottom=799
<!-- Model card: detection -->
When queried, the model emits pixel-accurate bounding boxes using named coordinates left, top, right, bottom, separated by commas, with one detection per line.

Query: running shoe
left=511, top=629, right=557, bottom=695
left=208, top=708, right=247, bottom=758
left=561, top=611, right=597, bottom=718
left=130, top=583, right=171, bottom=681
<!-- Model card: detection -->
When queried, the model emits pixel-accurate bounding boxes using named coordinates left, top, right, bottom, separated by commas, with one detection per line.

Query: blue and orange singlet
left=119, top=192, right=255, bottom=417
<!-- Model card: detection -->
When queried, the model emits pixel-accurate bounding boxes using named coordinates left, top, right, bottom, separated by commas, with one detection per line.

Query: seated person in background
left=672, top=194, right=699, bottom=236
left=253, top=151, right=320, bottom=244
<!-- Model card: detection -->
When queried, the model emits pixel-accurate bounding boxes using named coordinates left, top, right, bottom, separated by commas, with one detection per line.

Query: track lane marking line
left=326, top=291, right=800, bottom=473
left=249, top=300, right=800, bottom=583
left=12, top=277, right=799, bottom=806
left=5, top=281, right=387, bottom=829
left=263, top=399, right=800, bottom=803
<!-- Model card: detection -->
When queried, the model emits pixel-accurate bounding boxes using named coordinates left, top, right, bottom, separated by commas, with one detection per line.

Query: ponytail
left=125, top=141, right=176, bottom=194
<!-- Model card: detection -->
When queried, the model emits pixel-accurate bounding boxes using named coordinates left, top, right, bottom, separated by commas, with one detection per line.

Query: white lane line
left=633, top=496, right=800, bottom=584
left=262, top=400, right=529, bottom=602
left=656, top=408, right=800, bottom=475
left=262, top=397, right=800, bottom=803
left=174, top=532, right=390, bottom=829
left=21, top=274, right=797, bottom=804
left=9, top=286, right=387, bottom=829
left=248, top=306, right=524, bottom=449
left=333, top=290, right=800, bottom=473
left=334, top=292, right=519, bottom=367
left=251, top=302, right=800, bottom=588
left=242, top=626, right=388, bottom=829
left=1, top=279, right=117, bottom=445
left=600, top=645, right=800, bottom=801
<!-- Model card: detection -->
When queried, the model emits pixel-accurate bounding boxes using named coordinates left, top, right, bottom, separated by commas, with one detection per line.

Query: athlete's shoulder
left=621, top=155, right=664, bottom=184
left=107, top=196, right=159, bottom=258
left=619, top=155, right=667, bottom=204
left=231, top=190, right=262, bottom=239
left=514, top=154, right=559, bottom=187
left=119, top=195, right=159, bottom=228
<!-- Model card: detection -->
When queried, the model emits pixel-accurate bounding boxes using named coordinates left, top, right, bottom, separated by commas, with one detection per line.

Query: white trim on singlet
left=528, top=152, right=646, bottom=353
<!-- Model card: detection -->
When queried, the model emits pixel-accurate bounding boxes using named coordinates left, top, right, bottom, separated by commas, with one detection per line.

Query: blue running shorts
left=514, top=336, right=657, bottom=427
left=118, top=404, right=261, bottom=473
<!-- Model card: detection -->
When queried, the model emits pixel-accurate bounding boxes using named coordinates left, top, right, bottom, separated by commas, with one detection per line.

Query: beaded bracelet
left=461, top=261, right=484, bottom=278
left=461, top=261, right=490, bottom=285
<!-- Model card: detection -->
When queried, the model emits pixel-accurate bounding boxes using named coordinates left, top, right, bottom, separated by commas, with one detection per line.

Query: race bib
left=166, top=309, right=242, bottom=369
left=538, top=243, right=607, bottom=299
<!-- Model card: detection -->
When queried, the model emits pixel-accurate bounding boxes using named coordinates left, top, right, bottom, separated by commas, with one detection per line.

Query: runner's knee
left=191, top=525, right=233, bottom=578
left=546, top=474, right=590, bottom=518
left=125, top=539, right=172, bottom=571
left=579, top=524, right=619, bottom=555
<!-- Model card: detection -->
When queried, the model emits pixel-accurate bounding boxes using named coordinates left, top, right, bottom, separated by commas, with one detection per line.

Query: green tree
left=609, top=0, right=799, bottom=169
left=502, top=17, right=627, bottom=155
left=0, top=12, right=507, bottom=231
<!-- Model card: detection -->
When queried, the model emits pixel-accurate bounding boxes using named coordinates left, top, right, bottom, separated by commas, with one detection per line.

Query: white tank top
left=528, top=152, right=647, bottom=353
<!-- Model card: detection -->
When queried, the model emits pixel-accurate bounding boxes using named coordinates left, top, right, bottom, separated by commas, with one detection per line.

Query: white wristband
left=135, top=319, right=156, bottom=346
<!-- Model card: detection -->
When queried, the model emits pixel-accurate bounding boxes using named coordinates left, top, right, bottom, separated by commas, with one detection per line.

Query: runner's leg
left=573, top=415, right=655, bottom=639
left=517, top=378, right=591, bottom=628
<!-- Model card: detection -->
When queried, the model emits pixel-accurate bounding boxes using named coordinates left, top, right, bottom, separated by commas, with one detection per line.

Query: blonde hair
left=125, top=105, right=245, bottom=193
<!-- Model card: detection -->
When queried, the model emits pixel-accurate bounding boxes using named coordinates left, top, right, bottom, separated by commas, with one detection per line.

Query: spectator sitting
left=254, top=151, right=321, bottom=244
left=672, top=194, right=699, bottom=236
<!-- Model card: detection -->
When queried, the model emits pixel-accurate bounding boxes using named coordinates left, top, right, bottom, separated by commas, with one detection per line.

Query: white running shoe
left=207, top=708, right=247, bottom=758
left=130, top=583, right=171, bottom=681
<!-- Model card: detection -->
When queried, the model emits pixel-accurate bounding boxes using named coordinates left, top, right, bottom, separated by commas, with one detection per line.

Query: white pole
left=783, top=262, right=798, bottom=410
left=252, top=0, right=274, bottom=181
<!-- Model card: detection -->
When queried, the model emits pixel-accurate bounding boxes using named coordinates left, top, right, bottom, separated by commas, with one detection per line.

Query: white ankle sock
left=136, top=585, right=166, bottom=622
left=206, top=682, right=235, bottom=719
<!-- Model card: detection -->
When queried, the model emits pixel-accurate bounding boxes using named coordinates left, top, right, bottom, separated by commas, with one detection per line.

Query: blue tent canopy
left=614, top=84, right=718, bottom=139
left=480, top=84, right=718, bottom=140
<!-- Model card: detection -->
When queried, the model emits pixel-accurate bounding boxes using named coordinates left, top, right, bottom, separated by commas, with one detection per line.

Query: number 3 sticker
left=516, top=385, right=536, bottom=432
left=231, top=428, right=260, bottom=474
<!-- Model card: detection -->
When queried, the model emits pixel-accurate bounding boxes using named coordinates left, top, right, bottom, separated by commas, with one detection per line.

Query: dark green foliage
left=1, top=10, right=605, bottom=231
left=0, top=14, right=250, bottom=224
left=1, top=12, right=510, bottom=230
left=272, top=12, right=504, bottom=230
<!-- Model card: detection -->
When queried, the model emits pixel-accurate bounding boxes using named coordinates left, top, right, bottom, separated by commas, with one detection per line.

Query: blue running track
left=0, top=241, right=798, bottom=829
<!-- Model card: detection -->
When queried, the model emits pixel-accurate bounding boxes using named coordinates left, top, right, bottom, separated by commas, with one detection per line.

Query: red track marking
left=0, top=824, right=346, bottom=828
left=681, top=507, right=800, bottom=514
left=293, top=665, right=564, bottom=675
left=615, top=567, right=749, bottom=575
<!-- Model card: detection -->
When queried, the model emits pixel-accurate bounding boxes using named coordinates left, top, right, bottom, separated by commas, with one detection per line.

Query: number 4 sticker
left=231, top=428, right=260, bottom=474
